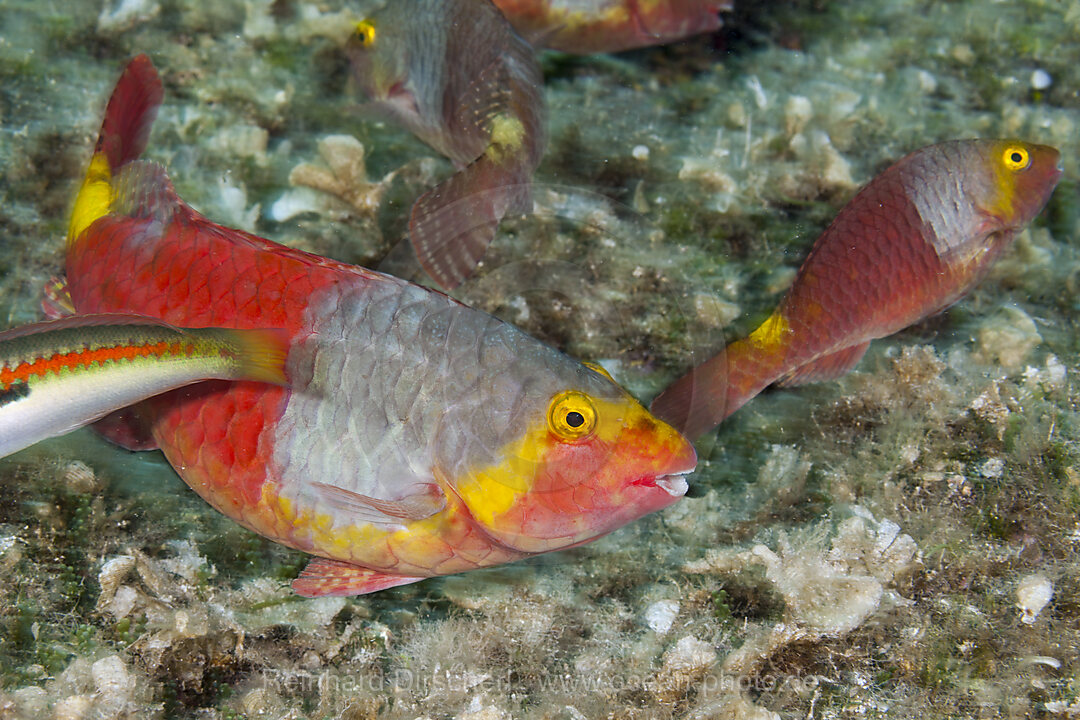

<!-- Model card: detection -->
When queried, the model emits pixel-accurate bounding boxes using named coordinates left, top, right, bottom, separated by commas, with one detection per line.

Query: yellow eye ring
left=354, top=20, right=376, bottom=47
left=547, top=391, right=598, bottom=441
left=1002, top=146, right=1030, bottom=172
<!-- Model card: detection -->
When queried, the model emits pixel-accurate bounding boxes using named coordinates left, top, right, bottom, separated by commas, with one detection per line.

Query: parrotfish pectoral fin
left=68, top=54, right=164, bottom=247
left=311, top=481, right=447, bottom=525
left=775, top=341, right=870, bottom=387
left=412, top=49, right=542, bottom=289
left=291, top=557, right=423, bottom=597
left=410, top=155, right=532, bottom=289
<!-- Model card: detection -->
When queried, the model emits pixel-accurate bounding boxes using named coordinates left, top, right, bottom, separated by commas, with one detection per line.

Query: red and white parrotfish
left=492, top=0, right=732, bottom=54
left=0, top=315, right=287, bottom=459
left=651, top=139, right=1063, bottom=440
left=348, top=0, right=546, bottom=289
left=63, top=55, right=694, bottom=597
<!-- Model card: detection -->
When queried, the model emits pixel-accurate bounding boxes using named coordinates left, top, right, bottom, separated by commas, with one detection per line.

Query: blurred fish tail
left=651, top=312, right=794, bottom=439
left=68, top=54, right=164, bottom=247
left=210, top=327, right=291, bottom=386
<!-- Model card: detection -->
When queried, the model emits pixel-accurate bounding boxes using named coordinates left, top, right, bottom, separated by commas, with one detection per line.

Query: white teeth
left=656, top=473, right=689, bottom=497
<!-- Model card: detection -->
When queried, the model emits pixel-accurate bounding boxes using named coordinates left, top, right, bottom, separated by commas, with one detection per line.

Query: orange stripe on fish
left=1, top=341, right=198, bottom=387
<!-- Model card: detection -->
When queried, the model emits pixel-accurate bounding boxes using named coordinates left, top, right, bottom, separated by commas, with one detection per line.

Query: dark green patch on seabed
left=2, top=0, right=1080, bottom=717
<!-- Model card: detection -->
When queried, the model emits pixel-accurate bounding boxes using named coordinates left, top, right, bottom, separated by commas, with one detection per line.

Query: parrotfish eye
left=547, top=391, right=598, bottom=441
left=1002, top=145, right=1031, bottom=172
left=354, top=20, right=377, bottom=47
left=583, top=361, right=614, bottom=382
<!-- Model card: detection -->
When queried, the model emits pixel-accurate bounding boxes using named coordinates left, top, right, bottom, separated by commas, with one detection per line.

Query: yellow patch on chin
left=67, top=153, right=113, bottom=247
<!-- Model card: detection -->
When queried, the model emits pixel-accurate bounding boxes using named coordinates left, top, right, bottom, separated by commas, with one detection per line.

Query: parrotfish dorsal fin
left=68, top=54, right=164, bottom=247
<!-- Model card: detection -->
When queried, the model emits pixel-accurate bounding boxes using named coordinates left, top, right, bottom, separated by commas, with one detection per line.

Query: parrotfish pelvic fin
left=775, top=341, right=870, bottom=388
left=409, top=155, right=533, bottom=289
left=90, top=407, right=159, bottom=451
left=291, top=557, right=423, bottom=597
left=68, top=54, right=164, bottom=248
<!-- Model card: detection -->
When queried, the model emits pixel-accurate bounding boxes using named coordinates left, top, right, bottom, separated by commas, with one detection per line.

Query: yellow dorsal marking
left=747, top=311, right=791, bottom=352
left=67, top=153, right=113, bottom=248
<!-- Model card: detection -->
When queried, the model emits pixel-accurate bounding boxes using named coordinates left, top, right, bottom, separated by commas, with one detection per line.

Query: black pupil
left=1011, top=151, right=1024, bottom=164
left=565, top=411, right=585, bottom=428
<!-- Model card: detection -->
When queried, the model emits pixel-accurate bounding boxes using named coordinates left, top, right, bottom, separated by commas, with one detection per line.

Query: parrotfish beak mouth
left=655, top=471, right=691, bottom=497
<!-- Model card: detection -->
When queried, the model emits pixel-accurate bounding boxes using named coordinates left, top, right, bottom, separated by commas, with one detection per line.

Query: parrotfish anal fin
left=291, top=558, right=423, bottom=597
left=776, top=341, right=871, bottom=387
left=91, top=407, right=159, bottom=451
left=42, top=276, right=75, bottom=319
left=410, top=156, right=532, bottom=289
left=311, top=482, right=447, bottom=525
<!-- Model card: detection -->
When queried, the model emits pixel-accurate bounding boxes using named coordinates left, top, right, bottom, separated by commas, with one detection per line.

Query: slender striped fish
left=0, top=314, right=287, bottom=458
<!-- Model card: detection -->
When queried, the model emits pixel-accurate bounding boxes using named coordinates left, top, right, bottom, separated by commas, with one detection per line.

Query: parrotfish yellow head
left=442, top=360, right=697, bottom=554
left=979, top=139, right=1063, bottom=227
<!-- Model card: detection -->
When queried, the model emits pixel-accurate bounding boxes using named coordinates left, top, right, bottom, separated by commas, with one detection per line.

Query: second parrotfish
left=348, top=0, right=546, bottom=289
left=651, top=139, right=1063, bottom=440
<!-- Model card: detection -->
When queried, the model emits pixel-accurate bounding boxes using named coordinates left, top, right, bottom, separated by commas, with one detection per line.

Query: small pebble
left=1017, top=573, right=1053, bottom=624
left=644, top=599, right=680, bottom=634
left=631, top=144, right=650, bottom=161
left=1031, top=69, right=1052, bottom=90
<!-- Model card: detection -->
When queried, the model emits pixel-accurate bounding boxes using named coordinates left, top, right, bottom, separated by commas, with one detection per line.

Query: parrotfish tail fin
left=775, top=341, right=870, bottom=387
left=68, top=54, right=164, bottom=248
left=409, top=154, right=533, bottom=289
left=96, top=55, right=163, bottom=172
left=651, top=311, right=794, bottom=440
left=291, top=557, right=423, bottom=597
left=650, top=349, right=730, bottom=441
left=205, top=327, right=291, bottom=387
